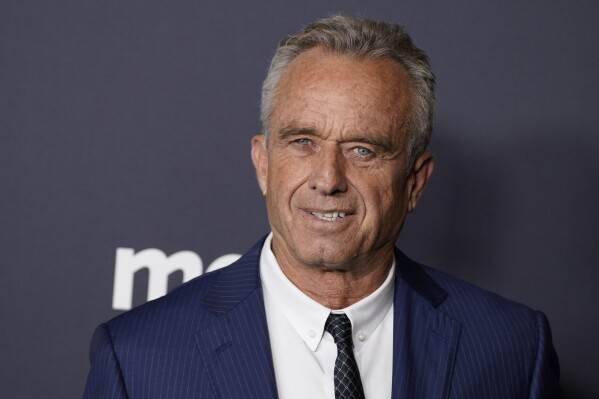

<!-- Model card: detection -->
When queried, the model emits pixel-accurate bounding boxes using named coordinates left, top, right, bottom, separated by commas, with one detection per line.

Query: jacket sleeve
left=82, top=323, right=128, bottom=399
left=528, top=311, right=564, bottom=399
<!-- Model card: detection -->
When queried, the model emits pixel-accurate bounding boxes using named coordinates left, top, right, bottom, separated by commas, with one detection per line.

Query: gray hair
left=260, top=15, right=435, bottom=170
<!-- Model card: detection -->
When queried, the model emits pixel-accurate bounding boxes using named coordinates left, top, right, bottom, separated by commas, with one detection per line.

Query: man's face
left=252, top=47, right=433, bottom=271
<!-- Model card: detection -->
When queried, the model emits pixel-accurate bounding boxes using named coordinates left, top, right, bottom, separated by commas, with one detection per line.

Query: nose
left=308, top=145, right=348, bottom=195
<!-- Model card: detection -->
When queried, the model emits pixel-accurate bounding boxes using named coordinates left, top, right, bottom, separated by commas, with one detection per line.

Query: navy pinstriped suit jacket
left=84, top=237, right=563, bottom=398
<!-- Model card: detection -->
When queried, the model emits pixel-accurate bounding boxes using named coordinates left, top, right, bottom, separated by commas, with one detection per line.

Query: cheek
left=267, top=160, right=307, bottom=206
left=359, top=172, right=407, bottom=216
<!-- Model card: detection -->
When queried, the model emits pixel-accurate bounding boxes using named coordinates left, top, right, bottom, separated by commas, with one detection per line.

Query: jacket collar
left=196, top=236, right=278, bottom=399
left=391, top=249, right=461, bottom=399
left=201, top=236, right=266, bottom=314
left=196, top=238, right=461, bottom=399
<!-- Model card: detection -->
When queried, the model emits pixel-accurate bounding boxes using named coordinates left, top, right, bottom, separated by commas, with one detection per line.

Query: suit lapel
left=196, top=238, right=278, bottom=399
left=391, top=250, right=461, bottom=399
left=194, top=241, right=461, bottom=399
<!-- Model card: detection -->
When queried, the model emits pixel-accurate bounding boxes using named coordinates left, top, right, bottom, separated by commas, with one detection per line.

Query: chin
left=294, top=246, right=358, bottom=269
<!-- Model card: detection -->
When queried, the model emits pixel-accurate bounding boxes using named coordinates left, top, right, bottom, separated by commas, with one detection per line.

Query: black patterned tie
left=325, top=313, right=366, bottom=399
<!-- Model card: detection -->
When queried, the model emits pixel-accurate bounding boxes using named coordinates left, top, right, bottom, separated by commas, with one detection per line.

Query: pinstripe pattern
left=83, top=238, right=562, bottom=398
left=391, top=250, right=562, bottom=399
left=84, top=240, right=275, bottom=399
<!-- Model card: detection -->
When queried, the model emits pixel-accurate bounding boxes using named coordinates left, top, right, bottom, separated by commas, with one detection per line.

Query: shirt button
left=357, top=331, right=366, bottom=341
left=308, top=330, right=316, bottom=338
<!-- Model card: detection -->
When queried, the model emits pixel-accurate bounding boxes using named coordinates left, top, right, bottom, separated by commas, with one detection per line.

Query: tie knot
left=325, top=313, right=353, bottom=345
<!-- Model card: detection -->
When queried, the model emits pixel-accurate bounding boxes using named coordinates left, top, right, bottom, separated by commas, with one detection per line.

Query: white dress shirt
left=260, top=233, right=395, bottom=399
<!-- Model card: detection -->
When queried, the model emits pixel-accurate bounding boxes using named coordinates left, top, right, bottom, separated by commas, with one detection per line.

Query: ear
left=251, top=135, right=268, bottom=195
left=407, top=151, right=434, bottom=213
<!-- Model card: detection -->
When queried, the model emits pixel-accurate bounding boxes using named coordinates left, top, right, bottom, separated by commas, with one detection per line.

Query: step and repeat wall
left=2, top=1, right=598, bottom=397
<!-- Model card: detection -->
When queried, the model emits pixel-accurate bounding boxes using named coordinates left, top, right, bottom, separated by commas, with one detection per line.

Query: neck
left=272, top=243, right=394, bottom=309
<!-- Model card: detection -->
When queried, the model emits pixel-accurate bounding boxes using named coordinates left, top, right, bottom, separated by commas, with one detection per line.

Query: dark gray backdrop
left=2, top=1, right=597, bottom=398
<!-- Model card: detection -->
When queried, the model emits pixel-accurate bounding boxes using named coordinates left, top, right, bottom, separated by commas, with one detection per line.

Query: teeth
left=311, top=211, right=346, bottom=221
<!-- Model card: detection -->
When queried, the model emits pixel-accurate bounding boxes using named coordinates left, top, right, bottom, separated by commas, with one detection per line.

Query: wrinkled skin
left=252, top=47, right=434, bottom=308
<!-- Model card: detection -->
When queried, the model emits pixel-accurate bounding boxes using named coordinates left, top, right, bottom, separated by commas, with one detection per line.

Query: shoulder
left=408, top=257, right=551, bottom=375
left=396, top=254, right=562, bottom=396
left=396, top=250, right=544, bottom=349
left=397, top=249, right=539, bottom=321
left=423, top=263, right=539, bottom=329
left=103, top=237, right=265, bottom=342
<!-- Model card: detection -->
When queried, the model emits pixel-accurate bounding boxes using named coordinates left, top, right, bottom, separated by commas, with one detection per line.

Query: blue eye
left=295, top=138, right=311, bottom=146
left=355, top=147, right=371, bottom=156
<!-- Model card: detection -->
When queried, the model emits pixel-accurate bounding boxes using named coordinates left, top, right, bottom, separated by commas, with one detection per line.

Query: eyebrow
left=277, top=127, right=317, bottom=140
left=349, top=135, right=393, bottom=149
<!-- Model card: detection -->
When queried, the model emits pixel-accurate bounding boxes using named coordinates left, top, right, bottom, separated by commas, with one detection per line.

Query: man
left=84, top=15, right=562, bottom=398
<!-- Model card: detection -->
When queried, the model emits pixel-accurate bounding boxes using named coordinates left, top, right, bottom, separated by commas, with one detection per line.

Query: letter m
left=112, top=248, right=202, bottom=310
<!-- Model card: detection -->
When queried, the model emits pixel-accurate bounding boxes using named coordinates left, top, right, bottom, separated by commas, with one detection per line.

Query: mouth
left=310, top=211, right=347, bottom=222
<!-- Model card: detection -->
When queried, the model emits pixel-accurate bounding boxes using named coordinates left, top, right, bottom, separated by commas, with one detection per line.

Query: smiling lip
left=308, top=210, right=350, bottom=222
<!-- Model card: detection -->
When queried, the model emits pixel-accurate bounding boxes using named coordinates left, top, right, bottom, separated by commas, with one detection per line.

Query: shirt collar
left=259, top=233, right=395, bottom=352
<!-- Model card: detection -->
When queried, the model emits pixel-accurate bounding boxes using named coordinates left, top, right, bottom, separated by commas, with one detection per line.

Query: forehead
left=271, top=47, right=413, bottom=140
